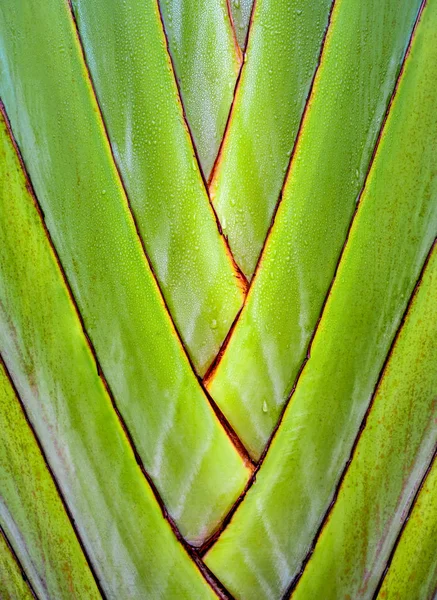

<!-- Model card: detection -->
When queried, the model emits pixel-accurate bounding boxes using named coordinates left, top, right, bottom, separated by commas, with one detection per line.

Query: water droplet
left=211, top=319, right=217, bottom=329
left=262, top=400, right=268, bottom=413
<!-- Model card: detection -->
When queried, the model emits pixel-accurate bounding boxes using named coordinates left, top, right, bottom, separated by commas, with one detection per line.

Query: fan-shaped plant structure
left=0, top=0, right=436, bottom=598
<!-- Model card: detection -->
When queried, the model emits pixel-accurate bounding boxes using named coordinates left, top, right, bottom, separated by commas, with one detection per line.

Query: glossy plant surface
left=377, top=454, right=437, bottom=600
left=208, top=0, right=423, bottom=458
left=205, top=4, right=437, bottom=596
left=210, top=0, right=333, bottom=278
left=1, top=0, right=436, bottom=598
left=292, top=242, right=437, bottom=599
left=0, top=0, right=249, bottom=548
left=159, top=0, right=241, bottom=178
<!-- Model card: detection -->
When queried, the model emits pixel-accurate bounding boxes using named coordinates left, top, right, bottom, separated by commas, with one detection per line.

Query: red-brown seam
left=201, top=0, right=425, bottom=553
left=225, top=0, right=243, bottom=63
left=154, top=0, right=247, bottom=287
left=199, top=345, right=309, bottom=556
left=285, top=235, right=436, bottom=599
left=372, top=445, right=437, bottom=599
left=0, top=99, right=230, bottom=599
left=207, top=0, right=257, bottom=188
left=66, top=0, right=249, bottom=460
left=0, top=356, right=106, bottom=600
left=203, top=306, right=242, bottom=386
left=0, top=524, right=39, bottom=599
left=0, top=105, right=108, bottom=600
left=204, top=0, right=336, bottom=384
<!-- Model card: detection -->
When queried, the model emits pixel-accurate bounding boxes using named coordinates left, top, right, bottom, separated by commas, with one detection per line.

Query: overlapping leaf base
left=1, top=0, right=436, bottom=598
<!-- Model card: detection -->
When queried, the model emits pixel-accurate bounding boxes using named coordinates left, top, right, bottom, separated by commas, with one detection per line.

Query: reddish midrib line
left=372, top=445, right=437, bottom=600
left=0, top=103, right=107, bottom=600
left=0, top=523, right=39, bottom=600
left=3, top=358, right=233, bottom=600
left=203, top=378, right=256, bottom=470
left=203, top=304, right=242, bottom=386
left=0, top=355, right=106, bottom=600
left=207, top=0, right=257, bottom=189
left=0, top=99, right=232, bottom=600
left=225, top=0, right=243, bottom=64
left=203, top=0, right=336, bottom=386
left=66, top=1, right=250, bottom=463
left=199, top=342, right=309, bottom=557
left=246, top=0, right=337, bottom=285
left=285, top=235, right=436, bottom=600
left=201, top=0, right=425, bottom=555
left=155, top=0, right=247, bottom=289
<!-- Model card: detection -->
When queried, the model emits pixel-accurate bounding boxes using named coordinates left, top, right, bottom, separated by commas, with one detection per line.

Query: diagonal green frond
left=0, top=110, right=218, bottom=598
left=377, top=453, right=437, bottom=600
left=0, top=531, right=34, bottom=600
left=209, top=0, right=333, bottom=278
left=205, top=1, right=437, bottom=595
left=158, top=0, right=241, bottom=178
left=291, top=240, right=437, bottom=599
left=0, top=0, right=250, bottom=544
left=0, top=360, right=102, bottom=599
left=229, top=0, right=254, bottom=48
left=70, top=0, right=245, bottom=375
left=207, top=0, right=423, bottom=458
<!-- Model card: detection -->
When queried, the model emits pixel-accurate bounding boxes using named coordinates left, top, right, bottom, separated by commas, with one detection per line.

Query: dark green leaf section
left=0, top=531, right=34, bottom=600
left=229, top=0, right=253, bottom=48
left=210, top=0, right=333, bottom=278
left=208, top=0, right=423, bottom=458
left=377, top=453, right=437, bottom=600
left=0, top=0, right=249, bottom=544
left=158, top=0, right=241, bottom=178
left=205, top=1, right=437, bottom=595
left=292, top=240, right=437, bottom=599
left=0, top=110, right=217, bottom=598
left=0, top=360, right=101, bottom=600
left=71, top=0, right=244, bottom=376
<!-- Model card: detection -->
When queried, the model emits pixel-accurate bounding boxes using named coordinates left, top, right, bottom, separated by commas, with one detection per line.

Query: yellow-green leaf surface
left=158, top=0, right=241, bottom=178
left=208, top=0, right=423, bottom=458
left=210, top=0, right=333, bottom=278
left=71, top=0, right=244, bottom=375
left=377, top=453, right=437, bottom=600
left=0, top=0, right=249, bottom=544
left=0, top=531, right=34, bottom=600
left=291, top=240, right=437, bottom=600
left=229, top=0, right=253, bottom=48
left=205, top=0, right=437, bottom=595
left=0, top=360, right=101, bottom=599
left=0, top=110, right=217, bottom=598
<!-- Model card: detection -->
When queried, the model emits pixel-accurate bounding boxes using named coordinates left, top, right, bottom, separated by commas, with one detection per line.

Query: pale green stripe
left=71, top=0, right=244, bottom=374
left=0, top=108, right=217, bottom=598
left=0, top=360, right=101, bottom=600
left=0, top=531, right=34, bottom=600
left=205, top=2, right=437, bottom=597
left=0, top=0, right=249, bottom=544
left=292, top=242, right=437, bottom=599
left=229, top=0, right=254, bottom=48
left=208, top=0, right=422, bottom=459
left=158, top=0, right=241, bottom=178
left=210, top=0, right=333, bottom=278
left=377, top=455, right=437, bottom=600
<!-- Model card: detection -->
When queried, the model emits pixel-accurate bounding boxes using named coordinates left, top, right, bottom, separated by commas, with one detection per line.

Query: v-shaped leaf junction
left=1, top=0, right=437, bottom=599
